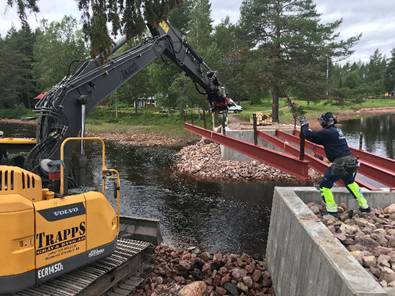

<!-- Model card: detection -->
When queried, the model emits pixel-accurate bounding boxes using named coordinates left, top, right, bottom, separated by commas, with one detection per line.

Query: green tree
left=240, top=0, right=359, bottom=122
left=366, top=49, right=386, bottom=96
left=213, top=18, right=257, bottom=101
left=146, top=0, right=193, bottom=111
left=177, top=0, right=220, bottom=110
left=4, top=0, right=39, bottom=23
left=385, top=49, right=395, bottom=94
left=0, top=24, right=36, bottom=108
left=156, top=0, right=219, bottom=112
left=32, top=16, right=88, bottom=90
left=4, top=0, right=181, bottom=58
left=0, top=37, right=25, bottom=107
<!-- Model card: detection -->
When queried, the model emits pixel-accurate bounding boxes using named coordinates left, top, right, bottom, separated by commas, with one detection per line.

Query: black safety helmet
left=319, top=112, right=337, bottom=128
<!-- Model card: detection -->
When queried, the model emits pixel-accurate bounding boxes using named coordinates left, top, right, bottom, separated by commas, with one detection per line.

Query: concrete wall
left=266, top=187, right=395, bottom=296
left=220, top=130, right=280, bottom=161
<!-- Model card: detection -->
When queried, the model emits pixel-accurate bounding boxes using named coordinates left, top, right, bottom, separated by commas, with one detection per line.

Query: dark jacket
left=301, top=125, right=351, bottom=162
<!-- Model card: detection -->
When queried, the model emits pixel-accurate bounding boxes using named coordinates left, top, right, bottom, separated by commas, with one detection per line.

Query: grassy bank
left=2, top=98, right=395, bottom=140
left=86, top=108, right=210, bottom=140
left=0, top=106, right=34, bottom=119
left=239, top=98, right=395, bottom=123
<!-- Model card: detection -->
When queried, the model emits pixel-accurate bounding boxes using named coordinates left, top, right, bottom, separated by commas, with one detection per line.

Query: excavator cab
left=0, top=136, right=37, bottom=166
left=0, top=137, right=121, bottom=293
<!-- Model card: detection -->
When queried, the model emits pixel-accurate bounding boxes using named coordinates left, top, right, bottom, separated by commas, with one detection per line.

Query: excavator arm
left=26, top=20, right=228, bottom=171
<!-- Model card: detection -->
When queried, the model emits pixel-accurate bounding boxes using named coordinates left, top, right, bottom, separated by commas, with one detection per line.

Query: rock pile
left=134, top=245, right=274, bottom=296
left=175, top=139, right=301, bottom=183
left=307, top=202, right=395, bottom=288
left=88, top=131, right=190, bottom=147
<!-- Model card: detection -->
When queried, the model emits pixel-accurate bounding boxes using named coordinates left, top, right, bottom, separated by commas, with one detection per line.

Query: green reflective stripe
left=347, top=182, right=369, bottom=209
left=320, top=187, right=338, bottom=213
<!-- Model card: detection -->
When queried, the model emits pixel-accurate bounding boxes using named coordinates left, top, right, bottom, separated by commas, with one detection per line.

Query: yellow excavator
left=0, top=20, right=228, bottom=295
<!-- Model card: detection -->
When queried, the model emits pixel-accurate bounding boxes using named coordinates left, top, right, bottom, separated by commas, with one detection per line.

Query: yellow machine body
left=0, top=138, right=37, bottom=145
left=0, top=137, right=121, bottom=294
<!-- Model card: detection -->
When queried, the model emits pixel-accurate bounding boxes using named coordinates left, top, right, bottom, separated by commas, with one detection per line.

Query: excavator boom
left=27, top=20, right=227, bottom=173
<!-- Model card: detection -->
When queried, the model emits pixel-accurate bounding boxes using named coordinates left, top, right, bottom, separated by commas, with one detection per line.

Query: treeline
left=331, top=50, right=395, bottom=101
left=0, top=17, right=87, bottom=109
left=1, top=0, right=395, bottom=121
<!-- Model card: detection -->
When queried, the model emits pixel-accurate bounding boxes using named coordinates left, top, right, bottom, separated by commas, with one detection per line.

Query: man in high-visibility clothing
left=300, top=112, right=371, bottom=216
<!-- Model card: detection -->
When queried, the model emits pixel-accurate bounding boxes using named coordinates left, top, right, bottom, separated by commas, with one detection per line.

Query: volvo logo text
left=54, top=207, right=79, bottom=217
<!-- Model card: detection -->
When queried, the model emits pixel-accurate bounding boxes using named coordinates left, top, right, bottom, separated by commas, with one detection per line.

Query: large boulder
left=178, top=281, right=207, bottom=296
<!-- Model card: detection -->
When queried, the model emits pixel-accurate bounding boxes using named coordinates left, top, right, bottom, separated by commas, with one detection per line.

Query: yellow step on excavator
left=0, top=20, right=229, bottom=295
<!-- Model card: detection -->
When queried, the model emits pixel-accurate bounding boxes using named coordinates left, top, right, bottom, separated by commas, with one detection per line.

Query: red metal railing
left=184, top=123, right=310, bottom=181
left=257, top=131, right=376, bottom=190
left=293, top=130, right=395, bottom=173
left=276, top=130, right=394, bottom=188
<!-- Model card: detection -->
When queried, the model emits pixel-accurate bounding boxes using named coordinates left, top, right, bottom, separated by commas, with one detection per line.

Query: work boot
left=320, top=187, right=338, bottom=215
left=346, top=182, right=370, bottom=212
left=359, top=206, right=371, bottom=213
left=324, top=211, right=339, bottom=218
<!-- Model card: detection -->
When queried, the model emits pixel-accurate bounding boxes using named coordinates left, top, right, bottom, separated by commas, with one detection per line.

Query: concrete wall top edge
left=274, top=186, right=395, bottom=210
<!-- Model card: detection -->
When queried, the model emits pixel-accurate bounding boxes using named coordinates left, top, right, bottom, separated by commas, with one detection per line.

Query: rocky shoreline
left=89, top=131, right=193, bottom=148
left=0, top=118, right=194, bottom=147
left=174, top=139, right=319, bottom=183
left=308, top=202, right=395, bottom=288
left=134, top=245, right=274, bottom=296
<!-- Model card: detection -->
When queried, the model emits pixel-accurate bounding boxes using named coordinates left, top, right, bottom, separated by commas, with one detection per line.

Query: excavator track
left=15, top=239, right=153, bottom=296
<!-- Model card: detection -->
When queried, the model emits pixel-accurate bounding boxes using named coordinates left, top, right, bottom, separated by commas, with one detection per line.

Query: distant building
left=134, top=97, right=156, bottom=109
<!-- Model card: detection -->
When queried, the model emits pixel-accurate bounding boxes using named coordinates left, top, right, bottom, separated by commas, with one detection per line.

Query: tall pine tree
left=240, top=0, right=359, bottom=122
left=385, top=49, right=395, bottom=95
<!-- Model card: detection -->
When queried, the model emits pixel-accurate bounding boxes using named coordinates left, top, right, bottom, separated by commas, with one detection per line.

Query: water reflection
left=340, top=114, right=395, bottom=159
left=103, top=142, right=276, bottom=258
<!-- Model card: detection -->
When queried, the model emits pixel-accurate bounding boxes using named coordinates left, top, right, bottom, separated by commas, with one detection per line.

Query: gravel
left=134, top=245, right=275, bottom=296
left=308, top=202, right=395, bottom=288
left=175, top=139, right=311, bottom=183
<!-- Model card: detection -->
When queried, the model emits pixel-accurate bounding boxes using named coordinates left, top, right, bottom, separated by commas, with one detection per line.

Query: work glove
left=299, top=116, right=308, bottom=127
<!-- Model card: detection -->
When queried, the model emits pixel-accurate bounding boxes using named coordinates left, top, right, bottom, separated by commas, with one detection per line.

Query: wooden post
left=115, top=98, right=118, bottom=119
left=359, top=132, right=363, bottom=150
left=203, top=110, right=207, bottom=129
left=253, top=113, right=258, bottom=145
left=222, top=113, right=226, bottom=135
left=299, top=131, right=305, bottom=161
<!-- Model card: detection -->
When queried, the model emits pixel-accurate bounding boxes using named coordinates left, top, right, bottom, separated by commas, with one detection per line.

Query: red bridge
left=184, top=123, right=395, bottom=191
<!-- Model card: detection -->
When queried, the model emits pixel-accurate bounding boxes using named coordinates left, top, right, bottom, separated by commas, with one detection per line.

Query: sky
left=1, top=0, right=394, bottom=63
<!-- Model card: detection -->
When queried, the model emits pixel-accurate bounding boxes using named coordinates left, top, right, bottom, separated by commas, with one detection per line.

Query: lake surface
left=340, top=113, right=395, bottom=159
left=1, top=113, right=394, bottom=258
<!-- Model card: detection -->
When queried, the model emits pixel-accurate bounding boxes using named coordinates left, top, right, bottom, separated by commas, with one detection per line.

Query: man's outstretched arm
left=300, top=117, right=325, bottom=145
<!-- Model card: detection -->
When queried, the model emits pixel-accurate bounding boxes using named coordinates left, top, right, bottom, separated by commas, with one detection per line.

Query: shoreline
left=0, top=107, right=395, bottom=149
left=0, top=118, right=196, bottom=148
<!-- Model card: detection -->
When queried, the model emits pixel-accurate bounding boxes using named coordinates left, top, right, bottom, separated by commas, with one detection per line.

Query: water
left=104, top=142, right=275, bottom=258
left=1, top=113, right=394, bottom=258
left=340, top=114, right=395, bottom=159
left=1, top=122, right=36, bottom=137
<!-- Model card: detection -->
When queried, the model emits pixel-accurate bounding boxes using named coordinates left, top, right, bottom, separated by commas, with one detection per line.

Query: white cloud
left=0, top=1, right=80, bottom=37
left=1, top=0, right=394, bottom=63
left=315, top=0, right=395, bottom=62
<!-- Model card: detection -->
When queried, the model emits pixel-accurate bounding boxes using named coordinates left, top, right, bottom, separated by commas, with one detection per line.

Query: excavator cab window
left=58, top=137, right=120, bottom=200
